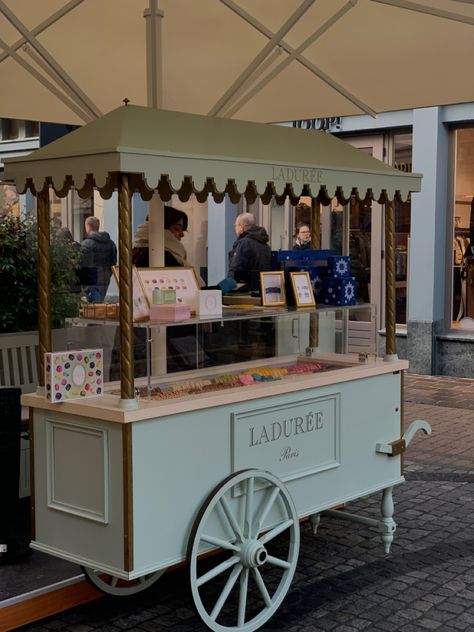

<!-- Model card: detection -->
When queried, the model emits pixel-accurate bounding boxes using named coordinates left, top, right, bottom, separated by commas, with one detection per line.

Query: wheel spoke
left=219, top=495, right=244, bottom=542
left=266, top=554, right=291, bottom=570
left=197, top=555, right=240, bottom=588
left=252, top=567, right=272, bottom=608
left=244, top=476, right=254, bottom=538
left=238, top=567, right=249, bottom=627
left=210, top=563, right=242, bottom=621
left=110, top=575, right=118, bottom=587
left=260, top=518, right=294, bottom=545
left=201, top=533, right=240, bottom=552
left=255, top=486, right=280, bottom=536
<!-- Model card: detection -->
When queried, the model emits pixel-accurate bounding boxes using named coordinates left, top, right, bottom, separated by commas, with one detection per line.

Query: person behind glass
left=293, top=222, right=312, bottom=250
left=132, top=214, right=149, bottom=267
left=228, top=212, right=272, bottom=278
left=79, top=215, right=117, bottom=303
left=164, top=206, right=189, bottom=266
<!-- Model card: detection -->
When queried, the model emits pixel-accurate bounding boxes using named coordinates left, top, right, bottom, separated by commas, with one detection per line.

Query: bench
left=0, top=331, right=39, bottom=393
left=0, top=331, right=39, bottom=499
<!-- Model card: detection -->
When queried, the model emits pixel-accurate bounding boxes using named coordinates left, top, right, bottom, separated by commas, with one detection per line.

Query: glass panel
left=64, top=303, right=376, bottom=393
left=452, top=127, right=474, bottom=328
left=1, top=119, right=20, bottom=140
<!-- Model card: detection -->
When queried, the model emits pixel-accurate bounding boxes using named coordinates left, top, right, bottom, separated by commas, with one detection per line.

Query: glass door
left=332, top=135, right=384, bottom=330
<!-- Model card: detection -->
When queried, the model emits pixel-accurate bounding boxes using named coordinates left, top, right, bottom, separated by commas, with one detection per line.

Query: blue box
left=285, top=265, right=327, bottom=302
left=327, top=255, right=351, bottom=278
left=320, top=276, right=356, bottom=306
left=272, top=249, right=334, bottom=268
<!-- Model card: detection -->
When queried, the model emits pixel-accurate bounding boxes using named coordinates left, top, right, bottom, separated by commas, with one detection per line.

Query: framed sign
left=137, top=267, right=200, bottom=312
left=260, top=271, right=286, bottom=307
left=290, top=271, right=316, bottom=307
left=112, top=265, right=149, bottom=321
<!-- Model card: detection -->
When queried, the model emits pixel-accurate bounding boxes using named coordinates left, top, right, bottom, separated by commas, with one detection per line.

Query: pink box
left=149, top=303, right=191, bottom=322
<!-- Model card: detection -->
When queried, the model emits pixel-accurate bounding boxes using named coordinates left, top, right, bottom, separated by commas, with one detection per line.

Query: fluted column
left=385, top=200, right=398, bottom=360
left=118, top=174, right=137, bottom=407
left=310, top=197, right=320, bottom=348
left=37, top=187, right=52, bottom=389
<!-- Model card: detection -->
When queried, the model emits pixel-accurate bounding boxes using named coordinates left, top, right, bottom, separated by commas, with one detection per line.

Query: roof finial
left=123, top=98, right=130, bottom=106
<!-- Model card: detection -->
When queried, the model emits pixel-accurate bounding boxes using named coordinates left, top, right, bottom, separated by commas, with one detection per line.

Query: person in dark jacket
left=293, top=222, right=312, bottom=250
left=79, top=216, right=117, bottom=303
left=228, top=213, right=272, bottom=279
left=164, top=206, right=189, bottom=267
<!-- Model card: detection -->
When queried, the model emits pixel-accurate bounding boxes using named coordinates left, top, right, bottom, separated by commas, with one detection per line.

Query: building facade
left=2, top=104, right=474, bottom=376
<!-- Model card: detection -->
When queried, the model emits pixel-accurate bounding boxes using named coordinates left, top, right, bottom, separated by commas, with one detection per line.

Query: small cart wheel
left=187, top=469, right=300, bottom=632
left=80, top=566, right=165, bottom=596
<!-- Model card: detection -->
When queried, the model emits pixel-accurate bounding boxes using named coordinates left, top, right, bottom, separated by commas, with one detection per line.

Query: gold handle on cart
left=376, top=419, right=432, bottom=456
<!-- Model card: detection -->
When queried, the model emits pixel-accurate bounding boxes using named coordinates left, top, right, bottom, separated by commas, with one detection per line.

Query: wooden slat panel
left=0, top=579, right=102, bottom=631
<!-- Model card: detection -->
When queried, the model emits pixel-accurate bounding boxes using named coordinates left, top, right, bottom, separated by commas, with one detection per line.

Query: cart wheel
left=187, top=469, right=299, bottom=632
left=80, top=566, right=165, bottom=596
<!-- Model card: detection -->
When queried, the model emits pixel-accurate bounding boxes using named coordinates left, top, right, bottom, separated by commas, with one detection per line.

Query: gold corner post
left=118, top=173, right=135, bottom=401
left=385, top=199, right=398, bottom=360
left=37, top=187, right=52, bottom=386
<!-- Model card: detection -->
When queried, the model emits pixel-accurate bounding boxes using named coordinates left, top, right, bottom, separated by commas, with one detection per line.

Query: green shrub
left=0, top=213, right=81, bottom=332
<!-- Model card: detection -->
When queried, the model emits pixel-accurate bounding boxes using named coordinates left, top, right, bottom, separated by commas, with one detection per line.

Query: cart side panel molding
left=45, top=418, right=110, bottom=524
left=231, top=393, right=341, bottom=485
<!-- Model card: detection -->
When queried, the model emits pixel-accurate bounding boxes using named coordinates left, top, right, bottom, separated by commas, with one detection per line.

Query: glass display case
left=64, top=303, right=377, bottom=402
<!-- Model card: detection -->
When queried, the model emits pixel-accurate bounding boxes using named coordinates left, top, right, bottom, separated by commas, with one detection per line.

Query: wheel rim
left=187, top=469, right=300, bottom=632
left=80, top=565, right=165, bottom=596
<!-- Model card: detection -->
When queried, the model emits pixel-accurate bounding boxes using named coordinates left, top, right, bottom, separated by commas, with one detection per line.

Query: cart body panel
left=29, top=365, right=404, bottom=579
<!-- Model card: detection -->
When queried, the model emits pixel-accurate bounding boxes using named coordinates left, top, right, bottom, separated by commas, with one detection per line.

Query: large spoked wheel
left=187, top=469, right=300, bottom=632
left=80, top=566, right=165, bottom=596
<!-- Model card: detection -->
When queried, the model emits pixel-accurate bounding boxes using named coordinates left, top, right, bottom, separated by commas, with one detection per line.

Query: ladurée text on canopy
left=249, top=410, right=323, bottom=447
left=271, top=166, right=323, bottom=184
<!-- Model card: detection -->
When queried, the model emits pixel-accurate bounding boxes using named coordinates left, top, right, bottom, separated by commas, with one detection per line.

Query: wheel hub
left=240, top=539, right=268, bottom=568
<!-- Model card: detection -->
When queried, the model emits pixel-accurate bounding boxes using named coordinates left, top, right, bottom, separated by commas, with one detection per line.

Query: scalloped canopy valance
left=3, top=105, right=421, bottom=203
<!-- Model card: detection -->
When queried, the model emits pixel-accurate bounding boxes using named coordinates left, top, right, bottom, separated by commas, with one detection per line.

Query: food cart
left=4, top=105, right=430, bottom=632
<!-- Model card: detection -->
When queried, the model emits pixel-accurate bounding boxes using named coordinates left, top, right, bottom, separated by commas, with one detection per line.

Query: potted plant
left=0, top=213, right=82, bottom=333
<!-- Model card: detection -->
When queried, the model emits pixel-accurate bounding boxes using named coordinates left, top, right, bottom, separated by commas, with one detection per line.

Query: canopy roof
left=3, top=104, right=421, bottom=202
left=0, top=1, right=473, bottom=125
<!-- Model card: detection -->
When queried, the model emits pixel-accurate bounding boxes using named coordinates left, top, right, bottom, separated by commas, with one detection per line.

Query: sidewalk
left=3, top=373, right=474, bottom=632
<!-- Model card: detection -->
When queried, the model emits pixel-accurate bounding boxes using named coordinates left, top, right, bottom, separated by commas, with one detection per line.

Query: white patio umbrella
left=0, top=0, right=473, bottom=125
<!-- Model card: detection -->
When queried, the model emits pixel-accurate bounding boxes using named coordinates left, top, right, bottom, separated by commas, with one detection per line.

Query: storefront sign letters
left=271, top=166, right=323, bottom=184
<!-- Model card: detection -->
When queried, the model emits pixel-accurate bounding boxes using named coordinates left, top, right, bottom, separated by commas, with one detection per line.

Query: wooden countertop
left=22, top=356, right=409, bottom=424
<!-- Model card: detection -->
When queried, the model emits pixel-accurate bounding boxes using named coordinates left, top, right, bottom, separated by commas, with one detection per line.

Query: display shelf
left=66, top=302, right=374, bottom=329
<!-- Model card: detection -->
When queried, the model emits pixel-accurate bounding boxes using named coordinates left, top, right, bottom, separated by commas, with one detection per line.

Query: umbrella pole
left=118, top=174, right=138, bottom=409
left=37, top=186, right=52, bottom=393
left=144, top=0, right=164, bottom=108
left=384, top=199, right=398, bottom=361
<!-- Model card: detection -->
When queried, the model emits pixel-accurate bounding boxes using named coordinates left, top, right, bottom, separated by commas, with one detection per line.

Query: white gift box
left=45, top=349, right=104, bottom=403
left=197, top=290, right=222, bottom=317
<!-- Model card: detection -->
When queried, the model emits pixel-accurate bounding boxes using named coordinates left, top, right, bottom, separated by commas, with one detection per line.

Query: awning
left=3, top=104, right=421, bottom=202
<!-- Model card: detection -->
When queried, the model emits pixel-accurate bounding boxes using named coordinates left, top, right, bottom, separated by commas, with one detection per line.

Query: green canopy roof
left=4, top=105, right=421, bottom=201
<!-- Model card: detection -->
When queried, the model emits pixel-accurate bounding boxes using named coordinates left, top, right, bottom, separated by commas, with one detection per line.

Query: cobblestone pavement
left=16, top=374, right=474, bottom=632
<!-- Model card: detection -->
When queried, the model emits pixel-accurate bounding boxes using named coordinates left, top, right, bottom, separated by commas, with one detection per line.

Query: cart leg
left=379, top=486, right=396, bottom=554
left=309, top=513, right=320, bottom=535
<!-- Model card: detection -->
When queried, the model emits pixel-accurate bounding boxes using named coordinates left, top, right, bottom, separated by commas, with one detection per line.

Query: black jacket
left=228, top=226, right=272, bottom=278
left=79, top=232, right=117, bottom=292
left=293, top=241, right=312, bottom=250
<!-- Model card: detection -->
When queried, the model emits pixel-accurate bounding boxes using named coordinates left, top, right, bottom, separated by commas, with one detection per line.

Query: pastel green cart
left=23, top=350, right=429, bottom=632
left=6, top=104, right=428, bottom=631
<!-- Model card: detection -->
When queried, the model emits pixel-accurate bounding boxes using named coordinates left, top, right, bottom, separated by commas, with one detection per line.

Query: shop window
left=392, top=133, right=412, bottom=325
left=1, top=119, right=20, bottom=141
left=452, top=127, right=474, bottom=327
left=25, top=120, right=39, bottom=138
